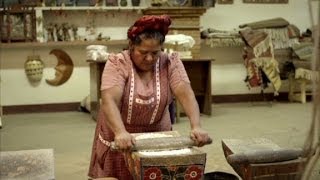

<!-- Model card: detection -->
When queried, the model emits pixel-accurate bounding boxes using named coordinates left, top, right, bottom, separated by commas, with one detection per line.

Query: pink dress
left=88, top=50, right=190, bottom=179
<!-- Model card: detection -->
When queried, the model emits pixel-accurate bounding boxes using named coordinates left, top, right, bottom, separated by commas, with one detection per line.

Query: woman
left=88, top=15, right=211, bottom=179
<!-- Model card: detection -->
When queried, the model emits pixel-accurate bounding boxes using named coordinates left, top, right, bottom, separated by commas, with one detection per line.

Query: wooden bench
left=288, top=67, right=319, bottom=103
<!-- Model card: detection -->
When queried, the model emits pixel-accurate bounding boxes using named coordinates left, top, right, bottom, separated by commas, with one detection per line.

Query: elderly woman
left=88, top=15, right=211, bottom=179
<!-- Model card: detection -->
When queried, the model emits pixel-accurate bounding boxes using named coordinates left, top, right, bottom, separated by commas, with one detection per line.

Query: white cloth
left=165, top=34, right=195, bottom=49
left=86, top=45, right=109, bottom=61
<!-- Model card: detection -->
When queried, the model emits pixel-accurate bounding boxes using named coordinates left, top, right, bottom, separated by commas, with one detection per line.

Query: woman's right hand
left=114, top=131, right=136, bottom=151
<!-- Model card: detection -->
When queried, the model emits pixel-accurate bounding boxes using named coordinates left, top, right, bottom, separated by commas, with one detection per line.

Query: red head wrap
left=127, top=15, right=172, bottom=40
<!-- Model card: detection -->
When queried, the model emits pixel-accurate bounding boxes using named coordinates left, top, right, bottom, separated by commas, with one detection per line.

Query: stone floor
left=1, top=102, right=319, bottom=179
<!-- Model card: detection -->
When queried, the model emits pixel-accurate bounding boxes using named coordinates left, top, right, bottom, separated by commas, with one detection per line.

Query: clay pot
left=120, top=0, right=128, bottom=6
left=25, top=55, right=44, bottom=82
left=106, top=0, right=118, bottom=6
left=131, top=0, right=140, bottom=6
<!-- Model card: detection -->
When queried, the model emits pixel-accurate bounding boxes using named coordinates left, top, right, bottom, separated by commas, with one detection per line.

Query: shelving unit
left=34, top=6, right=147, bottom=11
left=1, top=6, right=207, bottom=49
left=0, top=39, right=128, bottom=48
left=32, top=5, right=146, bottom=43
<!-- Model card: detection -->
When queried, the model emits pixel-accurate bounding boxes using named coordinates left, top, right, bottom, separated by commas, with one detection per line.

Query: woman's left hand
left=190, top=128, right=212, bottom=147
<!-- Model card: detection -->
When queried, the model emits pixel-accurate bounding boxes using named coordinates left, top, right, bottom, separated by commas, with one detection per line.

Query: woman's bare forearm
left=173, top=82, right=201, bottom=129
left=101, top=88, right=126, bottom=135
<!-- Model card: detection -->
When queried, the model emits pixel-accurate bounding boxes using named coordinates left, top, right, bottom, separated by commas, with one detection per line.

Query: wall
left=1, top=0, right=319, bottom=106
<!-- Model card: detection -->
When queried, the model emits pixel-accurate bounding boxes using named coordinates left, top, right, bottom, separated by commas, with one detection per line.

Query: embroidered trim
left=127, top=68, right=135, bottom=124
left=135, top=97, right=155, bottom=104
left=98, top=133, right=111, bottom=147
left=150, top=60, right=161, bottom=124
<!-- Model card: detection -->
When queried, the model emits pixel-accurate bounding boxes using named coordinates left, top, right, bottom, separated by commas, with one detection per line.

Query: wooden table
left=87, top=58, right=214, bottom=121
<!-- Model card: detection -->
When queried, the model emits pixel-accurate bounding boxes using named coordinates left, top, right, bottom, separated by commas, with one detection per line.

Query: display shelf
left=34, top=6, right=148, bottom=11
left=0, top=40, right=128, bottom=48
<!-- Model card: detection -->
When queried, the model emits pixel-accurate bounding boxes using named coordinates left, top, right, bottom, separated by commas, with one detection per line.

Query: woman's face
left=130, top=38, right=162, bottom=72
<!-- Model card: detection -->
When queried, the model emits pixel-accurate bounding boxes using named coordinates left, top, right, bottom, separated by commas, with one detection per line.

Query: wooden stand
left=288, top=74, right=310, bottom=104
left=222, top=138, right=304, bottom=180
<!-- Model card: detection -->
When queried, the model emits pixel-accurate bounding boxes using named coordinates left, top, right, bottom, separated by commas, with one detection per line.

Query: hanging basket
left=25, top=55, right=44, bottom=83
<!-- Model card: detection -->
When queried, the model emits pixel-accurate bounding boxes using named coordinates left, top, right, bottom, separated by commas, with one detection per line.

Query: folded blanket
left=287, top=24, right=300, bottom=38
left=240, top=29, right=273, bottom=58
left=262, top=28, right=299, bottom=49
left=252, top=57, right=282, bottom=92
left=239, top=18, right=289, bottom=29
left=295, top=68, right=319, bottom=81
left=292, top=42, right=314, bottom=61
left=292, top=59, right=312, bottom=70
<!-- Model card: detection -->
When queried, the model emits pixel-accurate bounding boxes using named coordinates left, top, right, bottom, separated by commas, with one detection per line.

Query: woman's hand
left=114, top=131, right=136, bottom=151
left=190, top=128, right=212, bottom=147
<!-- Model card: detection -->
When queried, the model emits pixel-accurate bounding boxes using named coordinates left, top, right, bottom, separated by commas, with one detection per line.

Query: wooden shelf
left=0, top=40, right=128, bottom=48
left=35, top=6, right=147, bottom=11
left=142, top=7, right=207, bottom=16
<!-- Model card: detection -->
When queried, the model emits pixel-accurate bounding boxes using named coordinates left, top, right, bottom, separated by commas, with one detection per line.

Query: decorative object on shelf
left=217, top=0, right=233, bottom=4
left=36, top=16, right=43, bottom=26
left=96, top=33, right=111, bottom=41
left=62, top=22, right=71, bottom=41
left=71, top=24, right=78, bottom=41
left=21, top=0, right=42, bottom=6
left=46, top=49, right=74, bottom=86
left=131, top=0, right=140, bottom=6
left=87, top=0, right=101, bottom=6
left=243, top=0, right=288, bottom=3
left=45, top=23, right=55, bottom=41
left=120, top=0, right=128, bottom=6
left=54, top=23, right=63, bottom=41
left=192, top=0, right=204, bottom=6
left=168, top=0, right=188, bottom=6
left=105, top=0, right=118, bottom=6
left=0, top=5, right=36, bottom=43
left=151, top=0, right=168, bottom=7
left=204, top=0, right=216, bottom=7
left=75, top=0, right=90, bottom=6
left=56, top=0, right=76, bottom=6
left=25, top=55, right=44, bottom=83
left=44, top=0, right=57, bottom=6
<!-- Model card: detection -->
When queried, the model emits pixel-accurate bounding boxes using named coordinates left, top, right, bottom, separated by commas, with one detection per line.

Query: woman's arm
left=101, top=87, right=135, bottom=150
left=172, top=82, right=200, bottom=129
left=172, top=82, right=211, bottom=146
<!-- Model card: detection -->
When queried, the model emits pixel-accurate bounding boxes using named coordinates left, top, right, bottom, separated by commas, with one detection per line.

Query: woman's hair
left=130, top=30, right=165, bottom=45
left=127, top=15, right=171, bottom=45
